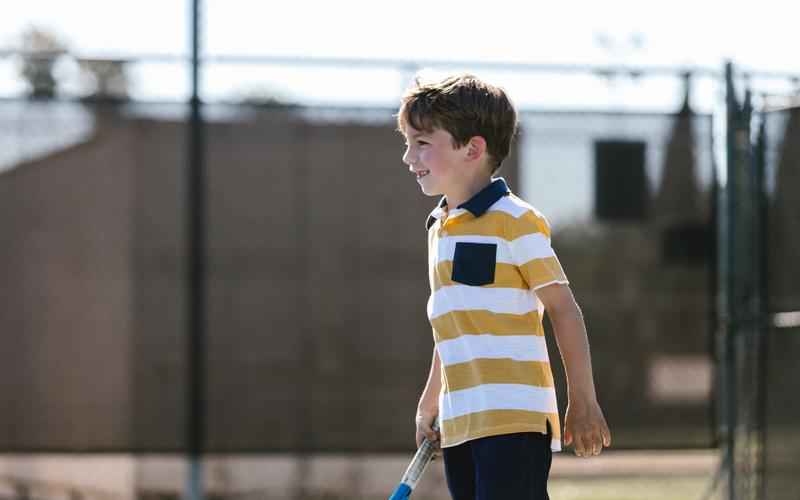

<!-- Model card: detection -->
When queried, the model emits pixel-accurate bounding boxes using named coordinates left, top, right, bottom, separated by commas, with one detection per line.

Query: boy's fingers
left=563, top=429, right=573, bottom=446
left=591, top=432, right=603, bottom=455
left=585, top=427, right=600, bottom=455
left=415, top=414, right=440, bottom=446
left=602, top=427, right=612, bottom=447
left=583, top=434, right=595, bottom=457
left=573, top=434, right=587, bottom=457
left=582, top=434, right=593, bottom=456
left=420, top=422, right=436, bottom=441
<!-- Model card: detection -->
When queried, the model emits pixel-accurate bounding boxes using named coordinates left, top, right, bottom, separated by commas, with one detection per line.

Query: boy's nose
left=402, top=147, right=413, bottom=165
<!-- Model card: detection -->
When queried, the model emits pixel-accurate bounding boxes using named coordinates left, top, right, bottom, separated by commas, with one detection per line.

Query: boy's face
left=402, top=124, right=466, bottom=198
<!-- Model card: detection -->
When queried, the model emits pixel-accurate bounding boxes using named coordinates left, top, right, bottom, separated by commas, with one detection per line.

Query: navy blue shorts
left=442, top=430, right=552, bottom=500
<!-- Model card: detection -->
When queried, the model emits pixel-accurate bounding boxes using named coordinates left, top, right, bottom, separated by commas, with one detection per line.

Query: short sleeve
left=507, top=211, right=569, bottom=290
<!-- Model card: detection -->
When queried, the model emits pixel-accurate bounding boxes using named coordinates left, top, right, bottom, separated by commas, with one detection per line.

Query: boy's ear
left=466, top=136, right=487, bottom=161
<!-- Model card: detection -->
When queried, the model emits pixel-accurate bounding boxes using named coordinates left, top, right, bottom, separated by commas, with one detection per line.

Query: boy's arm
left=536, top=283, right=612, bottom=457
left=415, top=346, right=442, bottom=448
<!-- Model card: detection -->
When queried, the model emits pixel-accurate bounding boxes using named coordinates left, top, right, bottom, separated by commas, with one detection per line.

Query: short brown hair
left=397, top=73, right=518, bottom=174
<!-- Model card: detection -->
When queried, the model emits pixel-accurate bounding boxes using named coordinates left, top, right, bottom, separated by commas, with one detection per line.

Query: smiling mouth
left=415, top=170, right=430, bottom=179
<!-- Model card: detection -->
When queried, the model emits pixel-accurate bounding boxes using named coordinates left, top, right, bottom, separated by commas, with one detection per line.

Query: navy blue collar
left=426, top=178, right=510, bottom=230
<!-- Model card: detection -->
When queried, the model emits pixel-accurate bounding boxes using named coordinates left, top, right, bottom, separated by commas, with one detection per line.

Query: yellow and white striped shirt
left=426, top=178, right=568, bottom=451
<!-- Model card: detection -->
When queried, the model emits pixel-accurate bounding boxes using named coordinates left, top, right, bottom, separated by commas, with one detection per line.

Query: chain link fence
left=1, top=44, right=798, bottom=498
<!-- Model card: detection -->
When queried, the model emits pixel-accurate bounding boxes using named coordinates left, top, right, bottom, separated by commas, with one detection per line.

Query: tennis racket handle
left=400, top=424, right=440, bottom=489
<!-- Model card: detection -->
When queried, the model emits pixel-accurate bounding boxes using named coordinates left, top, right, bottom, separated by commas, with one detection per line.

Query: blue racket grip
left=388, top=483, right=412, bottom=500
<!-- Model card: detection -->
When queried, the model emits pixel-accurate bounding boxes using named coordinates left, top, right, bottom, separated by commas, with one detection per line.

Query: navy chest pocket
left=452, top=242, right=497, bottom=286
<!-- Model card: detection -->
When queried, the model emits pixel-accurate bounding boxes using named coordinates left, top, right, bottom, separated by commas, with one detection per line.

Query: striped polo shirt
left=426, top=178, right=569, bottom=452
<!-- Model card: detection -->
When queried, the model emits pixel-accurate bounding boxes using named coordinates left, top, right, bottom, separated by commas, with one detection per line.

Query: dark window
left=594, top=140, right=648, bottom=221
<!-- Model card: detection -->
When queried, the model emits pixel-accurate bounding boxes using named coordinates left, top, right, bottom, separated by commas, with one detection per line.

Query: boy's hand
left=415, top=410, right=442, bottom=457
left=564, top=398, right=611, bottom=457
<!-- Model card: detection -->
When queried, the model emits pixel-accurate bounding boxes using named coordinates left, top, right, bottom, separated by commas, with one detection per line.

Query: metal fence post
left=186, top=0, right=206, bottom=498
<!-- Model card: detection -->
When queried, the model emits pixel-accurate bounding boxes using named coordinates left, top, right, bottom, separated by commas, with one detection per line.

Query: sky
left=0, top=0, right=796, bottom=223
left=1, top=0, right=799, bottom=110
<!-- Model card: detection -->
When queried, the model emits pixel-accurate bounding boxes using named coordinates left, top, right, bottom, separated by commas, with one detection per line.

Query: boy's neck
left=444, top=174, right=494, bottom=212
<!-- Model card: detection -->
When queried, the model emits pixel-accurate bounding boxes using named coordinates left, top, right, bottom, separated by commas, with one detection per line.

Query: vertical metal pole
left=708, top=85, right=720, bottom=453
left=187, top=0, right=206, bottom=499
left=723, top=61, right=738, bottom=500
left=753, top=108, right=769, bottom=500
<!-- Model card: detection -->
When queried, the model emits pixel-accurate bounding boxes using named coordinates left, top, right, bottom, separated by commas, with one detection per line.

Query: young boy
left=397, top=74, right=611, bottom=500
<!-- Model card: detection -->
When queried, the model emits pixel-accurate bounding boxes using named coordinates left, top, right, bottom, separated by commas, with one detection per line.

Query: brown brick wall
left=0, top=106, right=519, bottom=452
